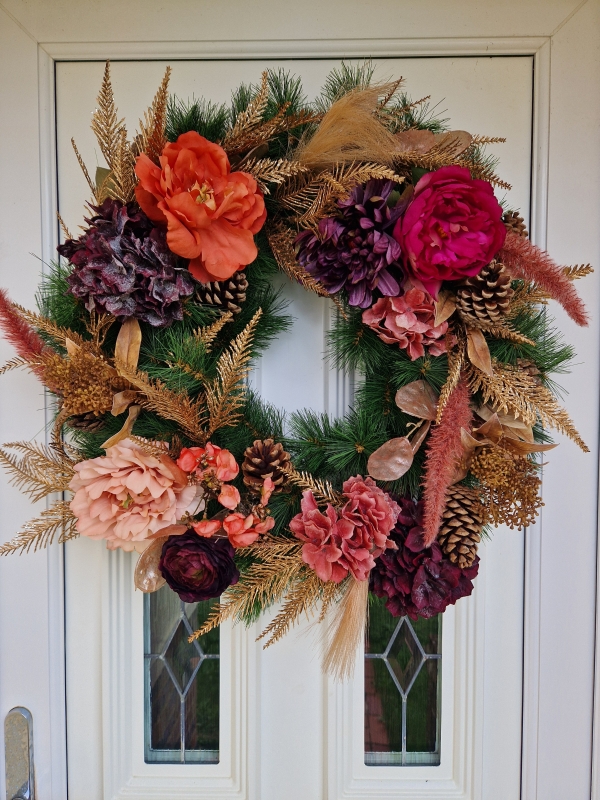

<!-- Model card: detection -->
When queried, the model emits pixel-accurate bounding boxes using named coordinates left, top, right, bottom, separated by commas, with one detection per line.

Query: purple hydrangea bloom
left=295, top=179, right=409, bottom=308
left=57, top=199, right=195, bottom=327
left=370, top=495, right=478, bottom=620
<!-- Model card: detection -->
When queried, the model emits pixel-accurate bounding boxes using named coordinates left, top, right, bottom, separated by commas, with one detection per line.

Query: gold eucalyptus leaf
left=115, top=317, right=142, bottom=372
left=395, top=380, right=438, bottom=420
left=367, top=437, right=414, bottom=481
left=434, top=290, right=457, bottom=327
left=466, top=327, right=493, bottom=376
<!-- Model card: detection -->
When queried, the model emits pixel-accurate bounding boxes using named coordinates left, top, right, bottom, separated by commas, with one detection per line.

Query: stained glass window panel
left=144, top=586, right=219, bottom=763
left=365, top=595, right=441, bottom=766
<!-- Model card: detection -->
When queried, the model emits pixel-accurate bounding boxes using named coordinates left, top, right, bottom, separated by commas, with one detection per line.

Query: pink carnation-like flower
left=393, top=165, right=506, bottom=297
left=362, top=287, right=448, bottom=360
left=289, top=476, right=400, bottom=583
left=177, top=443, right=239, bottom=482
left=69, top=438, right=198, bottom=551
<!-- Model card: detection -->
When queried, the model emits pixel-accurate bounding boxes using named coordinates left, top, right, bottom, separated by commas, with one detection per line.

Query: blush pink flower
left=223, top=512, right=275, bottom=548
left=362, top=287, right=448, bottom=360
left=69, top=438, right=198, bottom=552
left=260, top=476, right=275, bottom=506
left=177, top=443, right=239, bottom=482
left=218, top=484, right=241, bottom=510
left=393, top=165, right=506, bottom=297
left=289, top=477, right=400, bottom=583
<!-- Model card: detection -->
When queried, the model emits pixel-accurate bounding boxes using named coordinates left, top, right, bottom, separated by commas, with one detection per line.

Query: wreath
left=0, top=62, right=590, bottom=678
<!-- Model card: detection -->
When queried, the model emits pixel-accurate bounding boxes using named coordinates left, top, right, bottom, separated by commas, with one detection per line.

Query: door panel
left=56, top=55, right=532, bottom=799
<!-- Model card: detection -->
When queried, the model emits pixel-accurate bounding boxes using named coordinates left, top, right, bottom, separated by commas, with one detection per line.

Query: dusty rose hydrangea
left=362, top=287, right=448, bottom=360
left=69, top=438, right=198, bottom=551
left=289, top=476, right=399, bottom=583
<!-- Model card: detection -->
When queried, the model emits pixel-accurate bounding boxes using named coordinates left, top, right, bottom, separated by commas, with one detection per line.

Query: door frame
left=0, top=10, right=597, bottom=796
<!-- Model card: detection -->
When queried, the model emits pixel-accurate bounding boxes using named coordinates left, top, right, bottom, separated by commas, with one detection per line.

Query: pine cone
left=438, top=485, right=484, bottom=569
left=242, top=438, right=291, bottom=494
left=196, top=272, right=248, bottom=314
left=66, top=411, right=106, bottom=433
left=503, top=210, right=528, bottom=238
left=456, top=261, right=514, bottom=324
left=517, top=358, right=542, bottom=384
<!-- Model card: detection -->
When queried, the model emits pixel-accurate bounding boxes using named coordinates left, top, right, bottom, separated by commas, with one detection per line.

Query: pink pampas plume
left=499, top=231, right=589, bottom=327
left=0, top=289, right=46, bottom=378
left=421, top=377, right=472, bottom=547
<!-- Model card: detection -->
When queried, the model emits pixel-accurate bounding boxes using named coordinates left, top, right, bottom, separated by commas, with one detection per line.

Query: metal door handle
left=4, top=707, right=34, bottom=800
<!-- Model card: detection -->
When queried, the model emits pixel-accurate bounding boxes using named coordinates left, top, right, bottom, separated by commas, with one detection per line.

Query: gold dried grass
left=322, top=577, right=369, bottom=680
left=436, top=327, right=465, bottom=423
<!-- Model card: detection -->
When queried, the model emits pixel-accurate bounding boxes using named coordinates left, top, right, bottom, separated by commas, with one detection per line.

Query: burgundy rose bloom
left=369, top=495, right=478, bottom=619
left=159, top=531, right=239, bottom=602
left=393, top=166, right=506, bottom=297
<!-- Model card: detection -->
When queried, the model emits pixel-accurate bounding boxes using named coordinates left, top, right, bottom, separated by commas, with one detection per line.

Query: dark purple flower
left=159, top=531, right=239, bottom=602
left=369, top=495, right=478, bottom=620
left=295, top=180, right=409, bottom=308
left=58, top=199, right=195, bottom=327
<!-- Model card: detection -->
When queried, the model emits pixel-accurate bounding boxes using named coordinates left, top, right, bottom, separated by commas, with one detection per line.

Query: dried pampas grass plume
left=322, top=577, right=369, bottom=681
left=294, top=85, right=398, bottom=171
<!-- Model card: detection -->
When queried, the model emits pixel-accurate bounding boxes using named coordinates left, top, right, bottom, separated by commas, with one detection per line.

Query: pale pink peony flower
left=362, top=288, right=448, bottom=360
left=69, top=438, right=198, bottom=551
left=290, top=478, right=400, bottom=583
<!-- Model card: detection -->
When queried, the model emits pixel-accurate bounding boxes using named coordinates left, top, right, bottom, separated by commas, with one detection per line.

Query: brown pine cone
left=456, top=261, right=514, bottom=325
left=196, top=272, right=248, bottom=314
left=516, top=358, right=543, bottom=384
left=503, top=210, right=528, bottom=238
left=438, top=485, right=484, bottom=569
left=242, top=438, right=291, bottom=494
left=66, top=411, right=106, bottom=433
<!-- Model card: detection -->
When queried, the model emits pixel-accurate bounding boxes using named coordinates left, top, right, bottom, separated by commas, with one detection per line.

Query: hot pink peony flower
left=69, top=438, right=198, bottom=551
left=223, top=512, right=275, bottom=548
left=393, top=165, right=506, bottom=297
left=177, top=443, right=239, bottom=482
left=362, top=287, right=448, bottom=360
left=290, top=477, right=400, bottom=583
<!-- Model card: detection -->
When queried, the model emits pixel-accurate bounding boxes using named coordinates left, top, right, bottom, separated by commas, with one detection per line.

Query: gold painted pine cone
left=502, top=210, right=528, bottom=238
left=242, top=438, right=291, bottom=494
left=196, top=271, right=249, bottom=314
left=438, top=485, right=484, bottom=569
left=455, top=260, right=514, bottom=325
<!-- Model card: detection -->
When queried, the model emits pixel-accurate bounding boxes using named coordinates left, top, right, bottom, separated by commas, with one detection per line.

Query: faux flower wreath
left=0, top=62, right=591, bottom=678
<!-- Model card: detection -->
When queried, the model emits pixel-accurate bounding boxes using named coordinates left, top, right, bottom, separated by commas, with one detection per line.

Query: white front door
left=1, top=4, right=599, bottom=800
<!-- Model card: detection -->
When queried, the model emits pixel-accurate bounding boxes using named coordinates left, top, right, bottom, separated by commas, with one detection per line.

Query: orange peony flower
left=135, top=131, right=267, bottom=283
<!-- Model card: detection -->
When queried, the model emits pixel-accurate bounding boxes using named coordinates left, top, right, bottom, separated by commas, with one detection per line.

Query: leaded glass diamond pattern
left=144, top=586, right=219, bottom=764
left=365, top=597, right=441, bottom=766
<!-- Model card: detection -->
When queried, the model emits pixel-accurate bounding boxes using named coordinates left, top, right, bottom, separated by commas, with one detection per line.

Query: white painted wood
left=0, top=4, right=598, bottom=800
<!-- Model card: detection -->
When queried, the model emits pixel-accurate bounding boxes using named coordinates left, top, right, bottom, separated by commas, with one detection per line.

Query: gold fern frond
left=57, top=212, right=73, bottom=241
left=188, top=542, right=304, bottom=642
left=91, top=61, right=125, bottom=171
left=0, top=356, right=39, bottom=377
left=507, top=282, right=550, bottom=316
left=128, top=435, right=172, bottom=459
left=471, top=135, right=507, bottom=146
left=266, top=225, right=330, bottom=299
left=136, top=66, right=172, bottom=163
left=108, top=127, right=137, bottom=204
left=258, top=570, right=325, bottom=647
left=463, top=319, right=535, bottom=346
left=204, top=309, right=262, bottom=437
left=436, top=327, right=466, bottom=423
left=563, top=264, right=594, bottom=281
left=0, top=500, right=78, bottom=556
left=0, top=441, right=76, bottom=502
left=115, top=361, right=207, bottom=442
left=194, top=311, right=233, bottom=352
left=241, top=158, right=311, bottom=194
left=223, top=71, right=270, bottom=148
left=71, top=138, right=98, bottom=201
left=281, top=465, right=343, bottom=506
left=10, top=304, right=89, bottom=350
left=466, top=360, right=588, bottom=452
